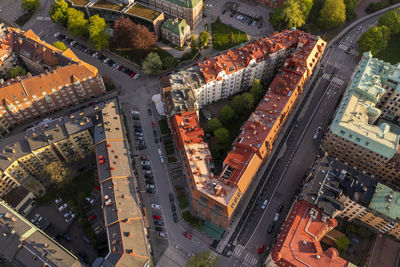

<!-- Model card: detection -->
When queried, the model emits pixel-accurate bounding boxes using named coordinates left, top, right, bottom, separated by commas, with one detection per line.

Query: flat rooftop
left=272, top=201, right=350, bottom=267
left=126, top=3, right=161, bottom=21
left=68, top=0, right=90, bottom=6
left=92, top=0, right=126, bottom=11
left=369, top=183, right=400, bottom=220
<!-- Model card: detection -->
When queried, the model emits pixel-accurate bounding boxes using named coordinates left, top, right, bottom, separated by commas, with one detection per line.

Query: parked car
left=261, top=200, right=268, bottom=209
left=156, top=231, right=167, bottom=237
left=54, top=197, right=62, bottom=204
left=256, top=196, right=263, bottom=206
left=138, top=141, right=146, bottom=146
left=277, top=204, right=284, bottom=213
left=267, top=223, right=274, bottom=233
left=142, top=165, right=151, bottom=170
left=155, top=226, right=163, bottom=231
left=141, top=160, right=151, bottom=166
left=135, top=132, right=144, bottom=136
left=147, top=188, right=155, bottom=194
left=31, top=213, right=41, bottom=223
left=140, top=155, right=147, bottom=160
left=146, top=184, right=155, bottom=189
left=169, top=193, right=174, bottom=203
left=151, top=203, right=161, bottom=209
left=143, top=170, right=152, bottom=175
left=88, top=215, right=97, bottom=222
left=85, top=197, right=94, bottom=205
left=65, top=213, right=75, bottom=223
left=171, top=203, right=176, bottom=212
left=82, top=235, right=91, bottom=244
left=136, top=136, right=144, bottom=141
left=63, top=233, right=72, bottom=242
left=145, top=174, right=153, bottom=180
left=145, top=180, right=154, bottom=185
left=172, top=212, right=178, bottom=223
left=273, top=213, right=280, bottom=222
left=160, top=155, right=164, bottom=164
left=153, top=215, right=162, bottom=220
left=54, top=32, right=60, bottom=38
left=313, top=126, right=322, bottom=140
left=153, top=220, right=163, bottom=225
left=147, top=109, right=152, bottom=116
left=78, top=250, right=87, bottom=259
left=64, top=211, right=72, bottom=218
left=157, top=148, right=162, bottom=156
left=59, top=203, right=68, bottom=212
left=257, top=245, right=265, bottom=254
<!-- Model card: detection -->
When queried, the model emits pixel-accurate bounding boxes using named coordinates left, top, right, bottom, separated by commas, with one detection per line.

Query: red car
left=183, top=231, right=192, bottom=240
left=130, top=72, right=136, bottom=78
left=257, top=245, right=265, bottom=254
left=153, top=215, right=162, bottom=220
left=93, top=185, right=101, bottom=191
left=152, top=122, right=155, bottom=128
left=88, top=215, right=97, bottom=222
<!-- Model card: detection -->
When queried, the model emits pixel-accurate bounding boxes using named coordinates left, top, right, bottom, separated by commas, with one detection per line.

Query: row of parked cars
left=150, top=204, right=167, bottom=238
left=222, top=10, right=262, bottom=28
left=131, top=110, right=147, bottom=150
left=55, top=197, right=75, bottom=223
left=140, top=155, right=156, bottom=193
left=54, top=32, right=140, bottom=79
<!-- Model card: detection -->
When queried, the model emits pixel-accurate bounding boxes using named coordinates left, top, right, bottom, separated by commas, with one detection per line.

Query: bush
left=177, top=192, right=188, bottom=209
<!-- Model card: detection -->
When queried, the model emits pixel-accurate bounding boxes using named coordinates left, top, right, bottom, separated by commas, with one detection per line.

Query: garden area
left=182, top=211, right=204, bottom=230
left=158, top=118, right=171, bottom=136
left=211, top=18, right=248, bottom=51
left=163, top=139, right=175, bottom=156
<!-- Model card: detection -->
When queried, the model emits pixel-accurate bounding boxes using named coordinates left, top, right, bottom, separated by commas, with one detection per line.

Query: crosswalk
left=337, top=43, right=359, bottom=56
left=36, top=16, right=51, bottom=21
left=331, top=77, right=344, bottom=87
left=233, top=245, right=258, bottom=266
left=322, top=73, right=330, bottom=80
left=208, top=250, right=219, bottom=262
left=338, top=43, right=348, bottom=51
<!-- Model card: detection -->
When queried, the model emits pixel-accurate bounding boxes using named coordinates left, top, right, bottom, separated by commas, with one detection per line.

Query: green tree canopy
left=221, top=105, right=236, bottom=122
left=88, top=15, right=109, bottom=50
left=298, top=0, right=313, bottom=19
left=66, top=8, right=88, bottom=36
left=319, top=0, right=346, bottom=29
left=191, top=36, right=197, bottom=51
left=142, top=52, right=162, bottom=75
left=282, top=0, right=306, bottom=28
left=344, top=0, right=358, bottom=20
left=231, top=93, right=254, bottom=115
left=214, top=127, right=230, bottom=145
left=21, top=0, right=40, bottom=13
left=49, top=0, right=68, bottom=24
left=52, top=41, right=67, bottom=51
left=44, top=161, right=75, bottom=188
left=378, top=10, right=400, bottom=34
left=7, top=66, right=26, bottom=79
left=162, top=56, right=178, bottom=69
left=207, top=118, right=223, bottom=133
left=187, top=250, right=218, bottom=267
left=335, top=236, right=350, bottom=252
left=199, top=31, right=210, bottom=47
left=358, top=26, right=391, bottom=56
left=249, top=78, right=264, bottom=102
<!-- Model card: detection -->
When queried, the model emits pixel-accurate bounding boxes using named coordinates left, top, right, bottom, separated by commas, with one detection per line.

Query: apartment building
left=145, top=0, right=203, bottom=28
left=161, top=18, right=190, bottom=47
left=165, top=30, right=326, bottom=228
left=322, top=52, right=400, bottom=189
left=0, top=200, right=83, bottom=266
left=0, top=27, right=105, bottom=137
left=271, top=201, right=353, bottom=267
left=301, top=156, right=400, bottom=241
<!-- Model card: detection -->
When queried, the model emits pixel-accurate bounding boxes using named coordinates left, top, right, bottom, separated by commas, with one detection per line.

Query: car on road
left=31, top=213, right=41, bottom=223
left=160, top=155, right=164, bottom=164
left=173, top=212, right=178, bottom=223
left=145, top=180, right=154, bottom=185
left=277, top=204, right=284, bottom=213
left=155, top=226, right=163, bottom=232
left=147, top=109, right=152, bottom=116
left=147, top=188, right=155, bottom=194
left=257, top=245, right=265, bottom=254
left=141, top=160, right=151, bottom=166
left=142, top=165, right=151, bottom=170
left=145, top=174, right=153, bottom=180
left=143, top=170, right=152, bottom=175
left=313, top=126, right=322, bottom=140
left=267, top=223, right=274, bottom=233
left=256, top=195, right=263, bottom=206
left=183, top=232, right=192, bottom=240
left=59, top=203, right=68, bottom=212
left=64, top=211, right=73, bottom=218
left=156, top=231, right=167, bottom=237
left=169, top=193, right=174, bottom=203
left=273, top=213, right=280, bottom=222
left=154, top=220, right=163, bottom=225
left=261, top=200, right=268, bottom=209
left=171, top=203, right=176, bottom=212
left=153, top=215, right=162, bottom=220
left=151, top=203, right=161, bottom=209
left=85, top=197, right=94, bottom=205
left=131, top=110, right=140, bottom=115
left=88, top=215, right=97, bottom=222
left=135, top=132, right=144, bottom=136
left=54, top=197, right=62, bottom=204
left=147, top=184, right=155, bottom=189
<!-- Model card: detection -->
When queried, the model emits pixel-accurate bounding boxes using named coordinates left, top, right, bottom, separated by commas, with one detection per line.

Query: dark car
left=98, top=54, right=106, bottom=61
left=169, top=193, right=174, bottom=203
left=277, top=204, right=284, bottom=213
left=107, top=60, right=115, bottom=66
left=155, top=226, right=163, bottom=231
left=142, top=165, right=151, bottom=170
left=147, top=188, right=155, bottom=194
left=154, top=220, right=164, bottom=225
left=145, top=180, right=154, bottom=185
left=78, top=250, right=87, bottom=259
left=63, top=233, right=72, bottom=242
left=267, top=223, right=274, bottom=233
left=173, top=212, right=178, bottom=223
left=147, top=109, right=152, bottom=116
left=171, top=203, right=176, bottom=212
left=222, top=9, right=227, bottom=14
left=256, top=195, right=263, bottom=206
left=145, top=174, right=153, bottom=180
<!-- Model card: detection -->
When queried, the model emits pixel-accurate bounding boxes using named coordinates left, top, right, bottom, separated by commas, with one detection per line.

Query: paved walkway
left=355, top=0, right=382, bottom=18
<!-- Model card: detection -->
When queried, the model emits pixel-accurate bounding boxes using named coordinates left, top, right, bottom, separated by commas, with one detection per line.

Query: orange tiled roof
left=272, top=201, right=350, bottom=267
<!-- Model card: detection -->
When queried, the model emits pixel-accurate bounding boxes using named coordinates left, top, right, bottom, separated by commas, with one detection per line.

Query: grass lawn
left=182, top=211, right=204, bottom=230
left=158, top=119, right=171, bottom=135
left=377, top=33, right=400, bottom=64
left=15, top=13, right=32, bottom=27
left=177, top=191, right=188, bottom=209
left=211, top=21, right=248, bottom=51
left=126, top=3, right=161, bottom=20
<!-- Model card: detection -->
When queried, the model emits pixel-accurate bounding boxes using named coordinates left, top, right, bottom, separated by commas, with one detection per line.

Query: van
left=261, top=200, right=268, bottom=209
left=82, top=235, right=91, bottom=244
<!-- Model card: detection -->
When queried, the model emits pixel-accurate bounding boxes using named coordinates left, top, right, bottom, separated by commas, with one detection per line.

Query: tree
left=214, top=128, right=230, bottom=145
left=282, top=0, right=306, bottom=28
left=199, top=31, right=210, bottom=47
left=130, top=24, right=157, bottom=51
left=142, top=52, right=162, bottom=75
left=249, top=79, right=264, bottom=102
left=44, top=161, right=75, bottom=188
left=269, top=6, right=285, bottom=28
left=344, top=0, right=358, bottom=20
left=52, top=41, right=67, bottom=51
left=231, top=93, right=254, bottom=115
left=207, top=118, right=223, bottom=133
left=187, top=250, right=218, bottom=267
left=49, top=0, right=68, bottom=24
left=162, top=57, right=178, bottom=69
left=66, top=8, right=88, bottom=36
left=319, top=0, right=346, bottom=29
left=21, top=0, right=40, bottom=13
left=358, top=26, right=390, bottom=56
left=7, top=66, right=26, bottom=79
left=298, top=0, right=313, bottom=19
left=221, top=105, right=235, bottom=122
left=113, top=16, right=135, bottom=48
left=335, top=236, right=350, bottom=252
left=88, top=15, right=109, bottom=50
left=190, top=36, right=197, bottom=51
left=378, top=10, right=400, bottom=34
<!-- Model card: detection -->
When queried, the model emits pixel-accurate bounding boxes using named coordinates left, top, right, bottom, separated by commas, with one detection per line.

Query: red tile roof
left=272, top=201, right=350, bottom=267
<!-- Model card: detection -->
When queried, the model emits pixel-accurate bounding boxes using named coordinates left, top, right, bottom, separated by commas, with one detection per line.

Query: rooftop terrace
left=126, top=3, right=162, bottom=21
left=92, top=0, right=126, bottom=11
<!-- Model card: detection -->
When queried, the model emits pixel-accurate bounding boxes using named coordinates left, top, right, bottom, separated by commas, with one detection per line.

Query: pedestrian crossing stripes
left=322, top=73, right=330, bottom=80
left=244, top=252, right=258, bottom=266
left=338, top=43, right=348, bottom=50
left=349, top=49, right=359, bottom=56
left=331, top=77, right=344, bottom=86
left=36, top=17, right=51, bottom=21
left=208, top=250, right=218, bottom=262
left=233, top=245, right=243, bottom=257
left=232, top=245, right=258, bottom=266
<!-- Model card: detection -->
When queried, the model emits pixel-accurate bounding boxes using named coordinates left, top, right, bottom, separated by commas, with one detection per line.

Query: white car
left=157, top=148, right=162, bottom=156
left=141, top=161, right=151, bottom=166
left=65, top=213, right=75, bottom=223
left=64, top=211, right=72, bottom=218
left=133, top=73, right=140, bottom=79
left=157, top=231, right=167, bottom=237
left=146, top=184, right=155, bottom=189
left=313, top=127, right=322, bottom=140
left=85, top=197, right=94, bottom=205
left=131, top=110, right=140, bottom=115
left=143, top=170, right=152, bottom=175
left=54, top=197, right=62, bottom=204
left=160, top=155, right=164, bottom=164
left=273, top=213, right=280, bottom=222
left=31, top=213, right=41, bottom=223
left=59, top=203, right=68, bottom=212
left=54, top=32, right=60, bottom=38
left=151, top=203, right=161, bottom=209
left=261, top=200, right=268, bottom=209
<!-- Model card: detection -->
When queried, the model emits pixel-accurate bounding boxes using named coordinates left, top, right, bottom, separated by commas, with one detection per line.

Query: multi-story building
left=161, top=18, right=190, bottom=47
left=0, top=200, right=83, bottom=266
left=0, top=27, right=105, bottom=137
left=271, top=201, right=353, bottom=267
left=301, top=156, right=400, bottom=241
left=94, top=99, right=150, bottom=266
left=145, top=0, right=203, bottom=28
left=249, top=0, right=285, bottom=8
left=322, top=52, right=400, bottom=189
left=164, top=30, right=326, bottom=227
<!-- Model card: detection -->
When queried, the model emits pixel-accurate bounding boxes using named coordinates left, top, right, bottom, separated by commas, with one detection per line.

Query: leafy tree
left=199, top=31, right=210, bottom=47
left=344, top=0, right=358, bottom=20
left=52, top=41, right=67, bottom=51
left=249, top=79, right=264, bottom=102
left=282, top=0, right=306, bottom=28
left=191, top=36, right=197, bottom=51
left=378, top=10, right=400, bottom=34
left=142, top=52, right=162, bottom=75
left=298, top=0, right=313, bottom=19
left=319, top=0, right=346, bottom=29
left=44, top=161, right=75, bottom=188
left=207, top=118, right=223, bottom=133
left=358, top=26, right=390, bottom=56
left=162, top=57, right=178, bottom=69
left=21, top=0, right=40, bottom=13
left=131, top=24, right=157, bottom=51
left=113, top=16, right=135, bottom=48
left=335, top=236, right=350, bottom=252
left=66, top=8, right=88, bottom=36
left=7, top=66, right=26, bottom=79
left=221, top=105, right=235, bottom=122
left=49, top=0, right=68, bottom=24
left=215, top=16, right=222, bottom=24
left=187, top=250, right=218, bottom=267
left=269, top=6, right=285, bottom=28
left=231, top=93, right=254, bottom=115
left=88, top=15, right=109, bottom=50
left=214, top=128, right=230, bottom=145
